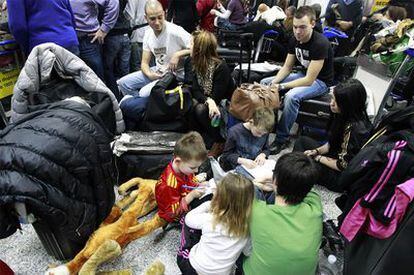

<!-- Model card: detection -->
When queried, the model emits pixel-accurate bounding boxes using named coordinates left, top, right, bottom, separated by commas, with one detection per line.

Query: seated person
left=261, top=6, right=334, bottom=154
left=117, top=0, right=191, bottom=98
left=311, top=3, right=323, bottom=33
left=211, top=0, right=247, bottom=30
left=293, top=79, right=372, bottom=192
left=325, top=0, right=363, bottom=56
left=243, top=152, right=323, bottom=275
left=372, top=5, right=407, bottom=28
left=389, top=0, right=414, bottom=19
left=177, top=173, right=253, bottom=275
left=220, top=107, right=275, bottom=171
left=283, top=6, right=296, bottom=36
left=186, top=30, right=235, bottom=148
left=154, top=131, right=210, bottom=229
left=253, top=3, right=286, bottom=26
left=196, top=0, right=216, bottom=32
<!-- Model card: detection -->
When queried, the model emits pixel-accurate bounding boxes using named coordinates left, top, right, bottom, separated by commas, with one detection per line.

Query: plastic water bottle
left=210, top=114, right=221, bottom=128
left=318, top=252, right=339, bottom=275
left=319, top=218, right=343, bottom=275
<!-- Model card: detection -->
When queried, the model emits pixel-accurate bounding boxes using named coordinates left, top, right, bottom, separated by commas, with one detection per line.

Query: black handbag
left=144, top=73, right=192, bottom=123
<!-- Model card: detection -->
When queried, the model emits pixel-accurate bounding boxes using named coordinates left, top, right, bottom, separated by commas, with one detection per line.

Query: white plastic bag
left=209, top=156, right=227, bottom=183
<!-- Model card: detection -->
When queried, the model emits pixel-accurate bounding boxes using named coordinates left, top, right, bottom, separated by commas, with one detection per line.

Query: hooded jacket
left=0, top=100, right=116, bottom=244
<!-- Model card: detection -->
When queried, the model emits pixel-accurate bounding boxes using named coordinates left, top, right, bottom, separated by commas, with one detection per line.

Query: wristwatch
left=279, top=84, right=286, bottom=90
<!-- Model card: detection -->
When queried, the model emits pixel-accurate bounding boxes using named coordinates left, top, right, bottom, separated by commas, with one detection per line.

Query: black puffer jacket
left=0, top=101, right=115, bottom=242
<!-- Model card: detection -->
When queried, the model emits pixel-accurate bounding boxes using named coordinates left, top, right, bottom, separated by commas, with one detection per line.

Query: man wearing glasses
left=260, top=6, right=334, bottom=154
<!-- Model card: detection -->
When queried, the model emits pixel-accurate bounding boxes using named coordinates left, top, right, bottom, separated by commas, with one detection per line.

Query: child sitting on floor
left=220, top=107, right=275, bottom=171
left=242, top=152, right=323, bottom=275
left=177, top=173, right=254, bottom=275
left=122, top=131, right=211, bottom=237
left=156, top=131, right=210, bottom=225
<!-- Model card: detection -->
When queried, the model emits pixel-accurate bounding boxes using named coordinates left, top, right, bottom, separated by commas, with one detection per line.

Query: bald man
left=117, top=0, right=191, bottom=98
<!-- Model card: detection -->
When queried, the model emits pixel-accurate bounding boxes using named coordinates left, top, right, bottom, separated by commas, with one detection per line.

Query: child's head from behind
left=174, top=131, right=207, bottom=175
left=273, top=152, right=318, bottom=205
left=211, top=173, right=254, bottom=238
left=250, top=107, right=275, bottom=137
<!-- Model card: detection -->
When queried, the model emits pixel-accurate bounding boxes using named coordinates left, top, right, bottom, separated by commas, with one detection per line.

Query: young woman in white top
left=177, top=173, right=254, bottom=275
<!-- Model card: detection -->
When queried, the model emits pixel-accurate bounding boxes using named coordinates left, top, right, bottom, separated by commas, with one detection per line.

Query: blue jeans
left=119, top=96, right=149, bottom=130
left=78, top=35, right=104, bottom=80
left=65, top=45, right=80, bottom=56
left=217, top=17, right=241, bottom=31
left=261, top=72, right=328, bottom=143
left=117, top=66, right=158, bottom=97
left=104, top=34, right=131, bottom=97
left=255, top=186, right=275, bottom=204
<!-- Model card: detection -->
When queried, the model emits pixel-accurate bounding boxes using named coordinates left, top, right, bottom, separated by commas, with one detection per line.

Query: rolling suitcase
left=296, top=93, right=332, bottom=138
left=113, top=131, right=184, bottom=182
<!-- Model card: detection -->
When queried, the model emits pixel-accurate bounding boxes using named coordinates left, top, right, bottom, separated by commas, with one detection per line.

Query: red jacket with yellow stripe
left=155, top=162, right=198, bottom=222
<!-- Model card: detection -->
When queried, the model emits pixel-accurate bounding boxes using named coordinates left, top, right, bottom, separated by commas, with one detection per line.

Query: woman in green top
left=243, top=152, right=323, bottom=275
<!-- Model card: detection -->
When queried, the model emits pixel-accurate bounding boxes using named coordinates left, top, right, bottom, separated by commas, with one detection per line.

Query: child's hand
left=255, top=173, right=272, bottom=184
left=195, top=172, right=207, bottom=182
left=190, top=188, right=205, bottom=199
left=253, top=180, right=274, bottom=192
left=254, top=153, right=266, bottom=166
left=304, top=149, right=318, bottom=157
left=241, top=159, right=258, bottom=169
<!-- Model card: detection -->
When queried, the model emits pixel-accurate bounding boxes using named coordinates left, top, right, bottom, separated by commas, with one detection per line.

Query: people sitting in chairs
left=253, top=2, right=286, bottom=26
left=325, top=0, right=364, bottom=56
left=293, top=79, right=372, bottom=192
left=311, top=3, right=323, bottom=33
left=211, top=0, right=247, bottom=30
left=260, top=6, right=334, bottom=155
left=371, top=5, right=408, bottom=28
left=186, top=30, right=235, bottom=149
left=117, top=0, right=191, bottom=98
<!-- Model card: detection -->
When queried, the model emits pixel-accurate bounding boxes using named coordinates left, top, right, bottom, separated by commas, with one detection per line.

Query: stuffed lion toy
left=45, top=177, right=167, bottom=275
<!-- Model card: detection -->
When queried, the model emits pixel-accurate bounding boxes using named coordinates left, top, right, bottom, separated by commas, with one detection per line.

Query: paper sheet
left=241, top=159, right=276, bottom=180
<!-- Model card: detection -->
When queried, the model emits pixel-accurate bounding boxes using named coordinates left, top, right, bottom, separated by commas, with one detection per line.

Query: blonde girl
left=177, top=173, right=254, bottom=275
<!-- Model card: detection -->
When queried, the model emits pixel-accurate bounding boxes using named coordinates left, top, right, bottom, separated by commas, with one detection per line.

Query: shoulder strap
left=131, top=22, right=149, bottom=31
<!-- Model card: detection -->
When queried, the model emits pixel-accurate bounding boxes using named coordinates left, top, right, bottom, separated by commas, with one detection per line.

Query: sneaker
left=269, top=140, right=289, bottom=155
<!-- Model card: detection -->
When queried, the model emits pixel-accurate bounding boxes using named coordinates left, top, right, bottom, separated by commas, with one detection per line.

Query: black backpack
left=144, top=73, right=192, bottom=123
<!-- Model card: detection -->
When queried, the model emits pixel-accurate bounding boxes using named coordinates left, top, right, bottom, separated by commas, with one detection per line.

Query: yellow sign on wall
left=371, top=0, right=390, bottom=13
left=0, top=68, right=20, bottom=99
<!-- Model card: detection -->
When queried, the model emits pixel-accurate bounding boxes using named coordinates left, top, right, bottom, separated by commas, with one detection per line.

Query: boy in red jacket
left=155, top=131, right=209, bottom=223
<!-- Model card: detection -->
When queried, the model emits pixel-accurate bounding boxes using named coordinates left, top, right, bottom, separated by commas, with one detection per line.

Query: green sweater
left=243, top=191, right=323, bottom=275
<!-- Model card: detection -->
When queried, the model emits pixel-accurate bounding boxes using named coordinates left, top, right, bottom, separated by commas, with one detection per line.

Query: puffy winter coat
left=10, top=42, right=125, bottom=134
left=0, top=100, right=115, bottom=247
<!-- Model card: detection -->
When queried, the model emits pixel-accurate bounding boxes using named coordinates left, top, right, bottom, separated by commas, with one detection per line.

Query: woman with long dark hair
left=186, top=30, right=235, bottom=150
left=293, top=78, right=372, bottom=192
